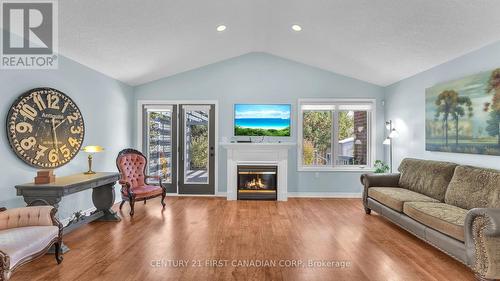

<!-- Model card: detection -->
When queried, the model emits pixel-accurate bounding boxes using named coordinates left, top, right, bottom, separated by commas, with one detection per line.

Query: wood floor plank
left=11, top=197, right=474, bottom=281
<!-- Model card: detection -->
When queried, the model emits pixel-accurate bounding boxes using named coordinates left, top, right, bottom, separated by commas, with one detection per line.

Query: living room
left=0, top=1, right=499, bottom=281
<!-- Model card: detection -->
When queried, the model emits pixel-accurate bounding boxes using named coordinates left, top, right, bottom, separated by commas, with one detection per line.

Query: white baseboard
left=215, top=192, right=227, bottom=197
left=288, top=192, right=362, bottom=198
left=165, top=192, right=227, bottom=197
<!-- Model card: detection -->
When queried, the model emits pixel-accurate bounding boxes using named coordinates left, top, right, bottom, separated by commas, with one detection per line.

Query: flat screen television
left=234, top=104, right=291, bottom=137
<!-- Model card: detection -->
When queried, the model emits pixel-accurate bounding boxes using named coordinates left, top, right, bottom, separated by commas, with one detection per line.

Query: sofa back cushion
left=444, top=165, right=500, bottom=210
left=398, top=158, right=457, bottom=201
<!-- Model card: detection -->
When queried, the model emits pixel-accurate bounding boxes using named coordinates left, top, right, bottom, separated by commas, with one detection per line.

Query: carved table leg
left=92, top=183, right=121, bottom=222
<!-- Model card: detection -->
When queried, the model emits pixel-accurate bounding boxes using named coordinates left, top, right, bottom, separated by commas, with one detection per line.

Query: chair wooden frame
left=116, top=148, right=167, bottom=216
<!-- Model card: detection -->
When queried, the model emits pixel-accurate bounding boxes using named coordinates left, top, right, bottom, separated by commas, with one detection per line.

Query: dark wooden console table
left=15, top=172, right=121, bottom=235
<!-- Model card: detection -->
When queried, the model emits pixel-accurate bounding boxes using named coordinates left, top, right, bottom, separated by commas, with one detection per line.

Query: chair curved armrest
left=0, top=205, right=60, bottom=230
left=465, top=208, right=500, bottom=279
left=118, top=179, right=134, bottom=196
left=145, top=175, right=165, bottom=191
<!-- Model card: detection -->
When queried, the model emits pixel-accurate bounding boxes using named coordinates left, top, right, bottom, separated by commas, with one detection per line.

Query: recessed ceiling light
left=291, top=24, right=302, bottom=32
left=216, top=25, right=227, bottom=32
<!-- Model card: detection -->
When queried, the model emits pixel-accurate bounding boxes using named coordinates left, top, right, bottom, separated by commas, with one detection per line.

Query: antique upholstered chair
left=116, top=149, right=167, bottom=216
left=0, top=200, right=63, bottom=280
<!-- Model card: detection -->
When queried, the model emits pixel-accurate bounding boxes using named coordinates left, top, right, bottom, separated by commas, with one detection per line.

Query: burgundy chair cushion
left=123, top=185, right=163, bottom=199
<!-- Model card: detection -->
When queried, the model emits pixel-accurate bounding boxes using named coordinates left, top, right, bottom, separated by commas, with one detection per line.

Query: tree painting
left=451, top=96, right=473, bottom=145
left=485, top=69, right=500, bottom=145
left=434, top=90, right=457, bottom=145
left=426, top=68, right=500, bottom=156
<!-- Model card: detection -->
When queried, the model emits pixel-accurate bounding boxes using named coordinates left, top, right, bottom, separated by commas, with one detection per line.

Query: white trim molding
left=297, top=98, right=377, bottom=172
left=137, top=99, right=219, bottom=196
left=221, top=142, right=295, bottom=201
left=288, top=192, right=362, bottom=198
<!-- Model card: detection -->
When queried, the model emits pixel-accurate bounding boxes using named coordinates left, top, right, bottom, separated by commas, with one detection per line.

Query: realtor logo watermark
left=1, top=0, right=58, bottom=69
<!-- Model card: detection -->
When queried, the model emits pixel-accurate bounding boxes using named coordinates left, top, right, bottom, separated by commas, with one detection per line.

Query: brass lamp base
left=84, top=154, right=96, bottom=175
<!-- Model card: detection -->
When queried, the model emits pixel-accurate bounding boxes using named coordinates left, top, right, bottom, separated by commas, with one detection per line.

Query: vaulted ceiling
left=59, top=0, right=500, bottom=86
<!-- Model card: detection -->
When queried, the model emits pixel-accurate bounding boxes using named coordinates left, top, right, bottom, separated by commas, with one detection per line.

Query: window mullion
left=332, top=110, right=339, bottom=168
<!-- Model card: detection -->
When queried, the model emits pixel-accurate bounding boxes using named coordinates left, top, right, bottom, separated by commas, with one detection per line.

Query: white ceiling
left=59, top=0, right=500, bottom=86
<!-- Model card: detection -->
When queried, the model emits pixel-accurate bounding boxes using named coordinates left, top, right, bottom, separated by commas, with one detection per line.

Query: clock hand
left=51, top=118, right=60, bottom=155
left=54, top=118, right=66, bottom=130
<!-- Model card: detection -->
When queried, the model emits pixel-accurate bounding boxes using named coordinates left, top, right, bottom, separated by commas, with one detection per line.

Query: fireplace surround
left=221, top=142, right=294, bottom=201
left=237, top=165, right=277, bottom=200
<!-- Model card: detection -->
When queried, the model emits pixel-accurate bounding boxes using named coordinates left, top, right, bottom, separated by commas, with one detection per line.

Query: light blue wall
left=385, top=40, right=500, bottom=170
left=0, top=56, right=134, bottom=219
left=134, top=52, right=386, bottom=195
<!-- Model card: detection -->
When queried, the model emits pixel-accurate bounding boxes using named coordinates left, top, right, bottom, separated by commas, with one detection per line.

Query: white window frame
left=297, top=98, right=376, bottom=172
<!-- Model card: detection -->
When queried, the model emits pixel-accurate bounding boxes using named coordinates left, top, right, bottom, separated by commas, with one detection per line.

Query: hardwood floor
left=12, top=197, right=474, bottom=281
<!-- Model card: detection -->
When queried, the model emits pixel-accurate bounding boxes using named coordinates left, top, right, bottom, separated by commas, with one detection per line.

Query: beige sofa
left=0, top=201, right=63, bottom=280
left=361, top=158, right=500, bottom=280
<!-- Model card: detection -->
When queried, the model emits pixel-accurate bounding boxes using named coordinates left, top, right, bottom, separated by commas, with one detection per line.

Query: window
left=298, top=99, right=375, bottom=171
left=144, top=105, right=174, bottom=183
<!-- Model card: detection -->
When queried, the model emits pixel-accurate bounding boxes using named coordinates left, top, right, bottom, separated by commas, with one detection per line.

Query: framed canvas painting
left=425, top=68, right=500, bottom=156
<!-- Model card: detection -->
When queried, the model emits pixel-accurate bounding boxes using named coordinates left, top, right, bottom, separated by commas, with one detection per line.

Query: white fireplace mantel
left=221, top=142, right=295, bottom=201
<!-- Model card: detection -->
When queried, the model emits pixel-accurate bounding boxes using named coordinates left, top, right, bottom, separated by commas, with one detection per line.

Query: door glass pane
left=146, top=109, right=172, bottom=183
left=184, top=106, right=210, bottom=184
left=302, top=110, right=333, bottom=166
left=336, top=110, right=368, bottom=166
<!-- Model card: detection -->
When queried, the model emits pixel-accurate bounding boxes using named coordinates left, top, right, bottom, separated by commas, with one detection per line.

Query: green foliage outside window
left=190, top=125, right=208, bottom=169
left=303, top=111, right=332, bottom=165
left=338, top=111, right=354, bottom=140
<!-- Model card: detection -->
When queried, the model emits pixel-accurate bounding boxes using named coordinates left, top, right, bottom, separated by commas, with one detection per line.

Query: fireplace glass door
left=237, top=165, right=277, bottom=200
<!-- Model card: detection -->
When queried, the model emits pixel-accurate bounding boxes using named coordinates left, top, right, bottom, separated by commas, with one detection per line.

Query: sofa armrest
left=360, top=173, right=400, bottom=212
left=0, top=205, right=58, bottom=230
left=465, top=208, right=500, bottom=279
left=360, top=173, right=400, bottom=187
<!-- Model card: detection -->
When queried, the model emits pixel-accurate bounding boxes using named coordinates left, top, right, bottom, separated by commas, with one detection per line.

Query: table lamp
left=82, top=146, right=104, bottom=174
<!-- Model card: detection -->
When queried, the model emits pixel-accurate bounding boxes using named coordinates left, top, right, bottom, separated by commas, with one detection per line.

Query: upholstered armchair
left=0, top=200, right=63, bottom=281
left=116, top=148, right=167, bottom=216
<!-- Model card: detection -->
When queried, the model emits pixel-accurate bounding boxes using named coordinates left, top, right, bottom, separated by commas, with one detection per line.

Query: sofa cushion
left=403, top=202, right=467, bottom=242
left=398, top=158, right=457, bottom=201
left=444, top=165, right=500, bottom=210
left=368, top=187, right=439, bottom=212
left=0, top=226, right=58, bottom=269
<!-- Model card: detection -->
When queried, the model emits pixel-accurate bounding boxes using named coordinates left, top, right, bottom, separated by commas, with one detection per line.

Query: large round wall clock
left=6, top=88, right=85, bottom=168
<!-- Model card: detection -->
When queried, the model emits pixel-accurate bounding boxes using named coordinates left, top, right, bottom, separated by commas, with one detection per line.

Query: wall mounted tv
left=234, top=104, right=291, bottom=137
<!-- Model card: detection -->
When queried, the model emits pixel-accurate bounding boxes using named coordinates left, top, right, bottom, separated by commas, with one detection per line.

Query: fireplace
left=237, top=165, right=277, bottom=200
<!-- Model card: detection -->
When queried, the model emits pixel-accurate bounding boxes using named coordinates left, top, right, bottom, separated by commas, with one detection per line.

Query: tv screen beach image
left=234, top=104, right=291, bottom=136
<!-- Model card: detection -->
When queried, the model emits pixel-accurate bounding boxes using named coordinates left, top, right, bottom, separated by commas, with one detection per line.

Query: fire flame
left=246, top=176, right=266, bottom=189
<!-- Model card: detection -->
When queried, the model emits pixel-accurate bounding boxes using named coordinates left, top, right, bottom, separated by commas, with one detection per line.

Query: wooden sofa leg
left=54, top=242, right=63, bottom=264
left=129, top=199, right=135, bottom=216
left=119, top=201, right=125, bottom=210
left=364, top=207, right=371, bottom=215
left=144, top=199, right=146, bottom=204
